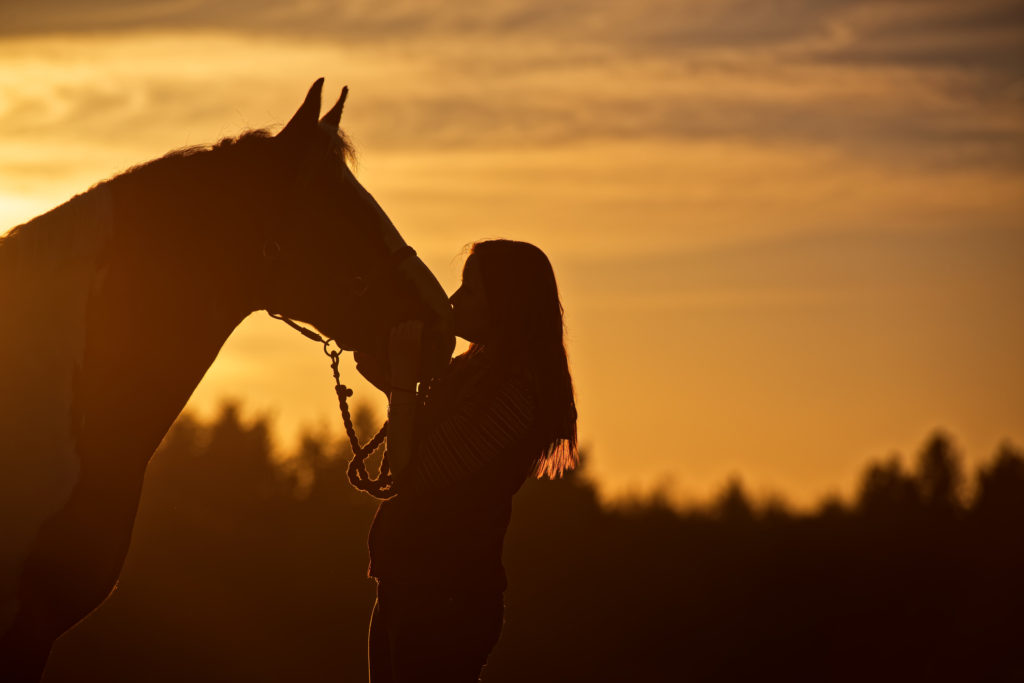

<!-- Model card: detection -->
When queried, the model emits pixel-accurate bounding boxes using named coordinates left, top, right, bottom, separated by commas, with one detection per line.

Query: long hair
left=467, top=239, right=578, bottom=478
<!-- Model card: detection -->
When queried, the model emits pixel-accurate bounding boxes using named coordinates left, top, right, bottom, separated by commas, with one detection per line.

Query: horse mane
left=0, top=123, right=356, bottom=267
left=0, top=132, right=275, bottom=282
left=114, top=125, right=357, bottom=188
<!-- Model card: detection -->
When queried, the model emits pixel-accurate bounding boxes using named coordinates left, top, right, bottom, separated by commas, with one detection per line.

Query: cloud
left=3, top=0, right=1019, bottom=57
left=4, top=1, right=1021, bottom=83
left=810, top=1, right=1024, bottom=73
left=1, top=1, right=1021, bottom=172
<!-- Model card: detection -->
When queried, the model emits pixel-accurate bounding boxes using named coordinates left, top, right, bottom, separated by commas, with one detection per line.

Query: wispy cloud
left=2, top=1, right=1020, bottom=167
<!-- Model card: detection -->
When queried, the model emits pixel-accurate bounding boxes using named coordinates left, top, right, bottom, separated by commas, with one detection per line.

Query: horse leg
left=0, top=463, right=147, bottom=682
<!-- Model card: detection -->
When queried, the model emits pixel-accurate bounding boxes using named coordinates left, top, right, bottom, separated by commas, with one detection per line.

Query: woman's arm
left=386, top=321, right=424, bottom=476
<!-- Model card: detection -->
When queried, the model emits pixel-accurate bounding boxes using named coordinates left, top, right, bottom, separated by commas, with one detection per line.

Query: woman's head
left=452, top=239, right=578, bottom=478
left=449, top=253, right=489, bottom=345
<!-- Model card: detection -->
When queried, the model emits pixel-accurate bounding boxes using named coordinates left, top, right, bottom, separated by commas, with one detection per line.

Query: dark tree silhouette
left=915, top=431, right=965, bottom=513
left=37, top=410, right=1024, bottom=683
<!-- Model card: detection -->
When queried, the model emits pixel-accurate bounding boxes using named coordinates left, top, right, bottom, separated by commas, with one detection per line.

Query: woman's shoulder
left=474, top=358, right=537, bottom=410
left=437, top=349, right=485, bottom=390
left=442, top=349, right=535, bottom=404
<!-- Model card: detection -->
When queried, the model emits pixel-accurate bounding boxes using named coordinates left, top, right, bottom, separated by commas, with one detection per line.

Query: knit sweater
left=368, top=351, right=539, bottom=591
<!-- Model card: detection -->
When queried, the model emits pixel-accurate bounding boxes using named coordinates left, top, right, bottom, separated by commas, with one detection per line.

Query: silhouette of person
left=354, top=239, right=578, bottom=682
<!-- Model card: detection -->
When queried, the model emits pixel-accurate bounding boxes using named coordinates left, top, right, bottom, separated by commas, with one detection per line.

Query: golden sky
left=2, top=1, right=1022, bottom=506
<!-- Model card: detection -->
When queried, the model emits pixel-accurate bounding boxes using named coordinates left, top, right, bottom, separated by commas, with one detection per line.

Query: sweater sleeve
left=397, top=374, right=536, bottom=491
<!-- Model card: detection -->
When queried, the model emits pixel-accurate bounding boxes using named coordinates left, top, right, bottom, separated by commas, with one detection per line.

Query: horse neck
left=73, top=167, right=266, bottom=466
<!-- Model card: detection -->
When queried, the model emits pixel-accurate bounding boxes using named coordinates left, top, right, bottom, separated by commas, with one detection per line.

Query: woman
left=353, top=239, right=578, bottom=682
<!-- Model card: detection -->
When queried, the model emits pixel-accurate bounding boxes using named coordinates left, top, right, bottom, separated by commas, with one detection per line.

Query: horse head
left=261, top=79, right=454, bottom=380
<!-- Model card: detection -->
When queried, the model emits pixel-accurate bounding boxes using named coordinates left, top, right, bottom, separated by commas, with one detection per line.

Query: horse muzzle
left=394, top=252, right=455, bottom=379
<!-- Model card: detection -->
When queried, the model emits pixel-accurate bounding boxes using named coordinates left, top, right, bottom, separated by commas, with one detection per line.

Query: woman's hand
left=388, top=320, right=423, bottom=391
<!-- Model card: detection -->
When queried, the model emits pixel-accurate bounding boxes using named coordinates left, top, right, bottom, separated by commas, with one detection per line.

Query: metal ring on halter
left=323, top=339, right=341, bottom=358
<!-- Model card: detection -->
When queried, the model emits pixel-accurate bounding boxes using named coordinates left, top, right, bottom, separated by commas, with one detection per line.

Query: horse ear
left=279, top=78, right=325, bottom=139
left=319, top=86, right=348, bottom=130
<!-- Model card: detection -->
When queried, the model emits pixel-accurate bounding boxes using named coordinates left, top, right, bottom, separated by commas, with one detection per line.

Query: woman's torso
left=368, top=350, right=539, bottom=592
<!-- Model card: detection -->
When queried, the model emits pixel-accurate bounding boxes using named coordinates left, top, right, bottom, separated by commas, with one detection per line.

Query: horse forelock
left=322, top=126, right=357, bottom=168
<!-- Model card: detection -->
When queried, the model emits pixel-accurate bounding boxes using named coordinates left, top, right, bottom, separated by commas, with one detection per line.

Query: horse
left=0, top=79, right=455, bottom=681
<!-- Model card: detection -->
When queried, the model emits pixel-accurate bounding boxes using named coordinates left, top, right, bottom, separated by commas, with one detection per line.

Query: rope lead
left=327, top=342, right=395, bottom=500
left=269, top=311, right=396, bottom=499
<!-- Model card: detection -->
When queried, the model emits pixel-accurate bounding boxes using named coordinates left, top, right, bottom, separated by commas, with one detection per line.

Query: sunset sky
left=2, top=1, right=1022, bottom=506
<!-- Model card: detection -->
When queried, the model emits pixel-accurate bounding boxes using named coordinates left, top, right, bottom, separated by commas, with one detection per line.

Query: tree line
left=41, top=402, right=1024, bottom=682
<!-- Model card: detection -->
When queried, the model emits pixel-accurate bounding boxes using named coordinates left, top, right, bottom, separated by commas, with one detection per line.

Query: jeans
left=368, top=581, right=504, bottom=682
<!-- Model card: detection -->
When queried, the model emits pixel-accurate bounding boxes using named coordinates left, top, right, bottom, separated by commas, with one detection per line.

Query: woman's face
left=450, top=255, right=489, bottom=343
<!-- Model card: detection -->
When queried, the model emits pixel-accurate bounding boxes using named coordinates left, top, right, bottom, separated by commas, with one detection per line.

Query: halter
left=265, top=244, right=423, bottom=500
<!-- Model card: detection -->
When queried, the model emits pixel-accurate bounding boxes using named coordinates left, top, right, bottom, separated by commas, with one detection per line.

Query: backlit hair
left=467, top=240, right=578, bottom=478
